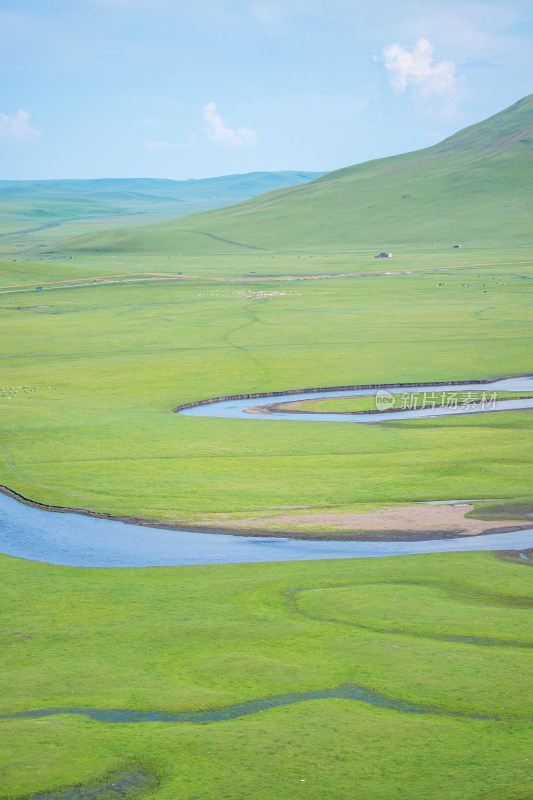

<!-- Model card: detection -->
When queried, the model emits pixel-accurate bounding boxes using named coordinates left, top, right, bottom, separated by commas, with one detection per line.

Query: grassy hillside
left=0, top=171, right=322, bottom=257
left=61, top=95, right=533, bottom=255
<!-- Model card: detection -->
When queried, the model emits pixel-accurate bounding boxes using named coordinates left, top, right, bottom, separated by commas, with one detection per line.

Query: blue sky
left=1, top=0, right=532, bottom=180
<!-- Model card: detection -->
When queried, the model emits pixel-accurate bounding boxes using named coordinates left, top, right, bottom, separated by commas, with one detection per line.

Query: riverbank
left=1, top=483, right=531, bottom=543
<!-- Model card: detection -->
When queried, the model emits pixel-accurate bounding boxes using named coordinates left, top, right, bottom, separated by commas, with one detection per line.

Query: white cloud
left=383, top=38, right=458, bottom=95
left=0, top=109, right=41, bottom=141
left=203, top=102, right=258, bottom=146
left=382, top=37, right=467, bottom=117
left=143, top=140, right=191, bottom=151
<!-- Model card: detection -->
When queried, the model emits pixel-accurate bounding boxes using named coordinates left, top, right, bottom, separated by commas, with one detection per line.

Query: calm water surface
left=0, top=492, right=532, bottom=568
left=179, top=376, right=533, bottom=422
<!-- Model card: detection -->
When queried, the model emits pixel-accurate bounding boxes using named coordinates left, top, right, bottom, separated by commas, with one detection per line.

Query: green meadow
left=1, top=551, right=532, bottom=800
left=0, top=95, right=532, bottom=800
left=0, top=258, right=531, bottom=524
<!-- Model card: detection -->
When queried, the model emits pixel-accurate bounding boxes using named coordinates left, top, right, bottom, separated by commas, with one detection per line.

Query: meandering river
left=178, top=376, right=533, bottom=422
left=1, top=376, right=532, bottom=567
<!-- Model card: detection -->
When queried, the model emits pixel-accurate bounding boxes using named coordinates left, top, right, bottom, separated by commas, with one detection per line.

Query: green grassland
left=1, top=550, right=532, bottom=800
left=0, top=259, right=531, bottom=524
left=50, top=242, right=533, bottom=280
left=1, top=96, right=532, bottom=800
left=273, top=390, right=533, bottom=415
left=0, top=196, right=123, bottom=234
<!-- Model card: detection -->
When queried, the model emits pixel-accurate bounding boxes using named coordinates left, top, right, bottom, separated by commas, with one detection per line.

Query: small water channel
left=0, top=683, right=499, bottom=724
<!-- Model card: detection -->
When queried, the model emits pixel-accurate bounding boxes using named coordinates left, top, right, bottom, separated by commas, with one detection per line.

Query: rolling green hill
left=0, top=171, right=322, bottom=247
left=61, top=94, right=533, bottom=255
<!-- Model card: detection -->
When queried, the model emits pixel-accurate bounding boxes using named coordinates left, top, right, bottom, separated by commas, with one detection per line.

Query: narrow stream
left=0, top=683, right=501, bottom=724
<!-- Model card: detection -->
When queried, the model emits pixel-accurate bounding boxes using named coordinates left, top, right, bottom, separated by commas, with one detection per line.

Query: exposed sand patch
left=193, top=503, right=528, bottom=539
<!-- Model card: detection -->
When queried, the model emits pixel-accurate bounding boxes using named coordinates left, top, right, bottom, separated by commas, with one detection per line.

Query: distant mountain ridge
left=0, top=172, right=324, bottom=206
left=61, top=95, right=533, bottom=254
left=0, top=172, right=324, bottom=237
